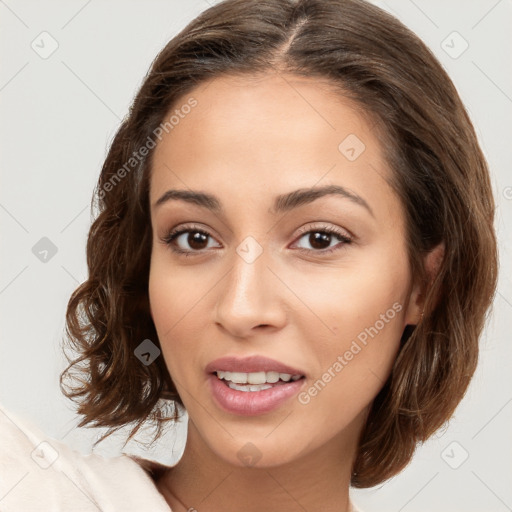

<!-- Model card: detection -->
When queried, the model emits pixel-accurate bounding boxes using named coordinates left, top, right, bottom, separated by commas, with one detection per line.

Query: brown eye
left=185, top=231, right=209, bottom=250
left=308, top=232, right=333, bottom=250
left=293, top=226, right=352, bottom=254
left=162, top=227, right=221, bottom=255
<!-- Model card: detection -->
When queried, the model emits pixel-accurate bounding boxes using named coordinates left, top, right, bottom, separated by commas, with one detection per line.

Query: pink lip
left=205, top=355, right=306, bottom=416
left=207, top=374, right=305, bottom=416
left=205, top=355, right=305, bottom=376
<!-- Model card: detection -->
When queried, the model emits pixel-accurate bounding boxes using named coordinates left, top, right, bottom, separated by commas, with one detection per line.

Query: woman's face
left=148, top=73, right=423, bottom=468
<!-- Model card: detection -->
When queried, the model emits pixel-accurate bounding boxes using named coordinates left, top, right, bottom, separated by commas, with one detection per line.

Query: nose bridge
left=224, top=235, right=270, bottom=313
left=215, top=235, right=284, bottom=334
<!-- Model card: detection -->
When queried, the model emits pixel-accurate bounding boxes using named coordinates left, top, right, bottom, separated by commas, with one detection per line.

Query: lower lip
left=207, top=374, right=305, bottom=416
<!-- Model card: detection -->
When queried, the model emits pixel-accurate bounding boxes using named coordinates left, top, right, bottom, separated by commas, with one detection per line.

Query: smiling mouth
left=214, top=370, right=304, bottom=392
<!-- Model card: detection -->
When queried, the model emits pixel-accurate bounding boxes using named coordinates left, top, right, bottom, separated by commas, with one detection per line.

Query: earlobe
left=403, top=242, right=445, bottom=326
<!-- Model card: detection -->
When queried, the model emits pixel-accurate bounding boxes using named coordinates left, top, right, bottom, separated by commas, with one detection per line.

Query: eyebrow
left=153, top=184, right=373, bottom=217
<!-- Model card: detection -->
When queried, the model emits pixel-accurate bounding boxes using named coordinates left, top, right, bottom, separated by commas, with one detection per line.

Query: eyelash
left=160, top=223, right=353, bottom=257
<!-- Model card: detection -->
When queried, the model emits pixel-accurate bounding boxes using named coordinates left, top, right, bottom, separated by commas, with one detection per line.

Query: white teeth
left=219, top=371, right=247, bottom=384
left=247, top=371, right=266, bottom=385
left=266, top=371, right=280, bottom=383
left=227, top=382, right=273, bottom=392
left=216, top=370, right=302, bottom=386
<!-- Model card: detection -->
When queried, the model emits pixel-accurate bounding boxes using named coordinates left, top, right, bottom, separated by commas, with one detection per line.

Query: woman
left=0, top=0, right=497, bottom=510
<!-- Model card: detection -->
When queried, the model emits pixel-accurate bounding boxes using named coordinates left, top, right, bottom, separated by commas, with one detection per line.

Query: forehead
left=149, top=72, right=396, bottom=219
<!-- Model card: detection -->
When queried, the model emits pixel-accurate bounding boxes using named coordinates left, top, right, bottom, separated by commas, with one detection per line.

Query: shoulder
left=0, top=403, right=171, bottom=511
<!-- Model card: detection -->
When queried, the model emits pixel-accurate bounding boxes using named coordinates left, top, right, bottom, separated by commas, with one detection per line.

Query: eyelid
left=293, top=222, right=354, bottom=241
left=163, top=222, right=219, bottom=240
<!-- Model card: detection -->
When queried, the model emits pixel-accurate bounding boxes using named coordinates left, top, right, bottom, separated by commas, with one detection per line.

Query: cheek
left=148, top=257, right=178, bottom=337
left=294, top=297, right=405, bottom=434
left=148, top=254, right=203, bottom=373
left=148, top=249, right=213, bottom=330
left=290, top=249, right=409, bottom=395
left=291, top=250, right=409, bottom=340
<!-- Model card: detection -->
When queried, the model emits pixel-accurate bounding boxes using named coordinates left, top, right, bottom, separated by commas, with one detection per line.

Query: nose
left=214, top=242, right=287, bottom=338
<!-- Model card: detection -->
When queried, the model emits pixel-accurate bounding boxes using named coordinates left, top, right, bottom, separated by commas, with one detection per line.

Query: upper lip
left=205, top=355, right=305, bottom=376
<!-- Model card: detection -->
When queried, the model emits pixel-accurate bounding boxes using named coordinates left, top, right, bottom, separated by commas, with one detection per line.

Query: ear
left=403, top=242, right=445, bottom=326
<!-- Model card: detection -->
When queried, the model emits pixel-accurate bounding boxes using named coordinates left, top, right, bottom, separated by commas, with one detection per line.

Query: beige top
left=0, top=403, right=363, bottom=511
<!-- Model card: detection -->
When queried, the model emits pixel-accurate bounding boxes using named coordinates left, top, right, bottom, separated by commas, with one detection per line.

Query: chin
left=196, top=426, right=314, bottom=470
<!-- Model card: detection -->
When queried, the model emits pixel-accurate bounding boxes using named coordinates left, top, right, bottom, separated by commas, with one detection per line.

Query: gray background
left=1, top=1, right=511, bottom=510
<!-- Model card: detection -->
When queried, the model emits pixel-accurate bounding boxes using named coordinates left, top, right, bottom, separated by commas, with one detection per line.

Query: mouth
left=205, top=355, right=307, bottom=415
left=214, top=370, right=304, bottom=392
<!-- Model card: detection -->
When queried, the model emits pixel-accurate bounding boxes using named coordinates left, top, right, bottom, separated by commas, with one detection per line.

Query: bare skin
left=148, top=72, right=438, bottom=512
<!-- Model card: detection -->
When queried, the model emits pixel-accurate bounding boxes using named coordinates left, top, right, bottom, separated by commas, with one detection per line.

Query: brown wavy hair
left=60, top=0, right=498, bottom=488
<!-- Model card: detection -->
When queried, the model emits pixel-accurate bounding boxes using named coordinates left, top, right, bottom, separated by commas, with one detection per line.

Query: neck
left=156, top=415, right=364, bottom=512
